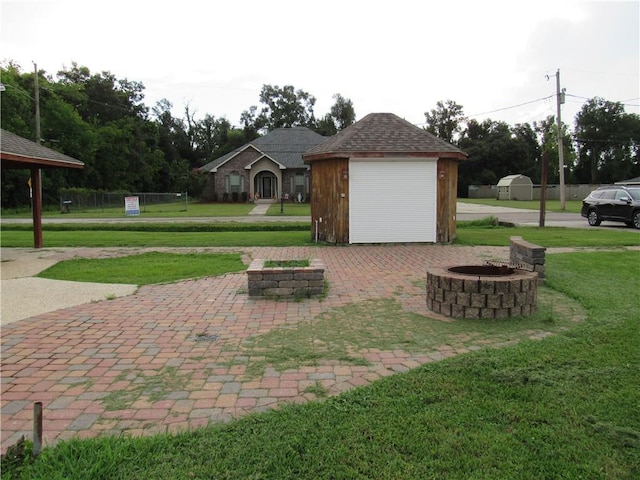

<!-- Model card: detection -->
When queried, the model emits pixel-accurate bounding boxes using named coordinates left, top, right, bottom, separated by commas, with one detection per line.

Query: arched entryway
left=255, top=171, right=278, bottom=200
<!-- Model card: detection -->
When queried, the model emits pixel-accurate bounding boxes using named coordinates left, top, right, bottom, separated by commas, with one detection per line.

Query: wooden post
left=31, top=168, right=43, bottom=248
left=539, top=153, right=547, bottom=228
left=33, top=402, right=43, bottom=456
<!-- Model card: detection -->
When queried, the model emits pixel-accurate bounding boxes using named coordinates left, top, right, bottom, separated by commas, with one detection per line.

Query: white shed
left=497, top=174, right=533, bottom=200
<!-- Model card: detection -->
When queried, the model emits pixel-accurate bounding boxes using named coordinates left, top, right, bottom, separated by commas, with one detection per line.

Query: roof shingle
left=200, top=127, right=326, bottom=172
left=1, top=129, right=84, bottom=169
left=304, top=113, right=467, bottom=161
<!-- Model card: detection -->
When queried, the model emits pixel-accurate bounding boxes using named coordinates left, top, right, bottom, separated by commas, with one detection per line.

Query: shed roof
left=1, top=128, right=84, bottom=169
left=496, top=174, right=533, bottom=187
left=303, top=112, right=467, bottom=162
left=200, top=127, right=325, bottom=172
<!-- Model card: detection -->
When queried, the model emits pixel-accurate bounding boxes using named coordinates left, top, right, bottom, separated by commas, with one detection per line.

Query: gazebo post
left=31, top=167, right=43, bottom=248
left=2, top=129, right=84, bottom=248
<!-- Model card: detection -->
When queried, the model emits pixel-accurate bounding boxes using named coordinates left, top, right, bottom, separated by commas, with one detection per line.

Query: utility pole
left=32, top=62, right=43, bottom=248
left=555, top=69, right=566, bottom=210
left=34, top=62, right=41, bottom=144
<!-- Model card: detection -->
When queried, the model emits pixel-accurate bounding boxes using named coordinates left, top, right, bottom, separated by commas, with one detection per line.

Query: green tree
left=573, top=97, right=640, bottom=184
left=457, top=119, right=542, bottom=197
left=56, top=62, right=147, bottom=125
left=533, top=115, right=575, bottom=184
left=424, top=99, right=466, bottom=144
left=315, top=93, right=356, bottom=136
left=242, top=84, right=317, bottom=133
left=151, top=99, right=192, bottom=192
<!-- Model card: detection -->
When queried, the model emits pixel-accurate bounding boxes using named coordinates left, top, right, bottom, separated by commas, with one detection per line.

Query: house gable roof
left=303, top=112, right=467, bottom=162
left=201, top=127, right=326, bottom=173
left=205, top=144, right=267, bottom=173
left=244, top=154, right=286, bottom=171
left=1, top=128, right=84, bottom=169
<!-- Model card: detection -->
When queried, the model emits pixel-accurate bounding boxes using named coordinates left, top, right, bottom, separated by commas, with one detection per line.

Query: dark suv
left=581, top=185, right=640, bottom=229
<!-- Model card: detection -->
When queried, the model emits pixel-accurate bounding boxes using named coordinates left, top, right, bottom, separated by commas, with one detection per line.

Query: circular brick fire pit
left=426, top=265, right=538, bottom=319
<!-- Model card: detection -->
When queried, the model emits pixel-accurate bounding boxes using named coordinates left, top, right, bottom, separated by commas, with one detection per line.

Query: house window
left=225, top=171, right=245, bottom=194
left=290, top=173, right=308, bottom=195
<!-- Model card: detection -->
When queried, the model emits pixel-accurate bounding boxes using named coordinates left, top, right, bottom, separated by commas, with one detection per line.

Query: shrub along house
left=303, top=113, right=468, bottom=244
left=199, top=127, right=326, bottom=202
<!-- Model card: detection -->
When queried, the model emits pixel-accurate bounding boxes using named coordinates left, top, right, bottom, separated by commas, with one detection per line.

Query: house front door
left=262, top=176, right=273, bottom=198
left=256, top=172, right=277, bottom=199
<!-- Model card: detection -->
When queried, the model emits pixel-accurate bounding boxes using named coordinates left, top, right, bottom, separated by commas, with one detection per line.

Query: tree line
left=0, top=62, right=355, bottom=208
left=1, top=61, right=637, bottom=208
left=425, top=99, right=639, bottom=196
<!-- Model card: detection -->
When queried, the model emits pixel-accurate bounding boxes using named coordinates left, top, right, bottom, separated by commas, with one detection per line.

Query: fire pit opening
left=448, top=265, right=514, bottom=276
left=427, top=264, right=538, bottom=319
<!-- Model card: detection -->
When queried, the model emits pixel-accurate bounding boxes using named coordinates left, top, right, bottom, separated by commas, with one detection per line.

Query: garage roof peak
left=304, top=112, right=467, bottom=162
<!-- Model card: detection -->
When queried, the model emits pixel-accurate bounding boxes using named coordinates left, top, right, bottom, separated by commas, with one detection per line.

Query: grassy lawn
left=1, top=202, right=256, bottom=218
left=459, top=198, right=583, bottom=214
left=36, top=252, right=246, bottom=285
left=266, top=203, right=311, bottom=216
left=455, top=222, right=640, bottom=247
left=0, top=224, right=313, bottom=248
left=4, top=250, right=639, bottom=478
left=2, top=220, right=637, bottom=248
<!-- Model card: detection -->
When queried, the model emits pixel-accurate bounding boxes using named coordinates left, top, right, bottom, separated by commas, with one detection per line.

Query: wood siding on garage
left=309, top=158, right=349, bottom=244
left=436, top=158, right=459, bottom=243
left=349, top=158, right=437, bottom=243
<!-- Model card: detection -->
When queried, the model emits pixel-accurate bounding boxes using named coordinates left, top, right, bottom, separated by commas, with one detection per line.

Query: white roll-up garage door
left=349, top=158, right=437, bottom=243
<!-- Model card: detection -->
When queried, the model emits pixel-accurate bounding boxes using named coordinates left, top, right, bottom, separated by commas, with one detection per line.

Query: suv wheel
left=633, top=210, right=640, bottom=230
left=587, top=209, right=601, bottom=226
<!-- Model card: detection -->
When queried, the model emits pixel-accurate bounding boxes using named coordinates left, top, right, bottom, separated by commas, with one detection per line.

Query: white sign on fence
left=124, top=196, right=140, bottom=216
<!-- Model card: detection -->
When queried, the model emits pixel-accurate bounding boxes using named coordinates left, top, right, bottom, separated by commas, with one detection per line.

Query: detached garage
left=303, top=113, right=467, bottom=244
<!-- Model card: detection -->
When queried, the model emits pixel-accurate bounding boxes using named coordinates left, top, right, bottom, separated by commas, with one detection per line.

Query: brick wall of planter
left=510, top=236, right=546, bottom=283
left=247, top=259, right=325, bottom=297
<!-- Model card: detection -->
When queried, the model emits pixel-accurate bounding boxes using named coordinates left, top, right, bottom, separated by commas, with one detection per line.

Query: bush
left=231, top=192, right=239, bottom=202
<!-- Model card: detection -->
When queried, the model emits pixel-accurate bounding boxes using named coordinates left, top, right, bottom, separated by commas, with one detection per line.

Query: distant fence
left=468, top=184, right=600, bottom=201
left=57, top=190, right=189, bottom=213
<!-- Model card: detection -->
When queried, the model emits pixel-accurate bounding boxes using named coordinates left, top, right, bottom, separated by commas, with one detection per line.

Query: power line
left=466, top=95, right=554, bottom=118
left=412, top=95, right=556, bottom=127
left=565, top=93, right=639, bottom=107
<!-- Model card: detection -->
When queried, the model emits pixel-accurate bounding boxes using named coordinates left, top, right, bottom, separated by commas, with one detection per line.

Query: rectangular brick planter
left=247, top=259, right=325, bottom=297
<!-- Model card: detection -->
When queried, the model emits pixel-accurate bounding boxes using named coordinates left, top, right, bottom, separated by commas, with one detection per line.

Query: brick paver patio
left=1, top=245, right=512, bottom=452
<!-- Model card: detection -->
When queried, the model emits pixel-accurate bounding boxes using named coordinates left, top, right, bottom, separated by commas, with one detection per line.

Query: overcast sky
left=2, top=0, right=638, bottom=130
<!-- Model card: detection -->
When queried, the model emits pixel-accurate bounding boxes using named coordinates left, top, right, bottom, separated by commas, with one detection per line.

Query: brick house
left=200, top=127, right=326, bottom=202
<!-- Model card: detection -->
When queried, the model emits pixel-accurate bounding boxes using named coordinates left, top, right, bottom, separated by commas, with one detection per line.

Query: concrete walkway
left=2, top=244, right=517, bottom=452
left=1, top=248, right=138, bottom=325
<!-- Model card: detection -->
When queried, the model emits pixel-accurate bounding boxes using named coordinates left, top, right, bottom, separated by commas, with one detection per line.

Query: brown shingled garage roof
left=304, top=112, right=467, bottom=162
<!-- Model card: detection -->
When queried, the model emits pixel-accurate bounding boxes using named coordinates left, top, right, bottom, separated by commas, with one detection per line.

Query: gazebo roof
left=1, top=129, right=84, bottom=169
left=304, top=112, right=467, bottom=162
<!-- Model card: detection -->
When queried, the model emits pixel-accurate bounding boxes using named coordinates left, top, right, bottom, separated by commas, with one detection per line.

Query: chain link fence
left=58, top=190, right=189, bottom=213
